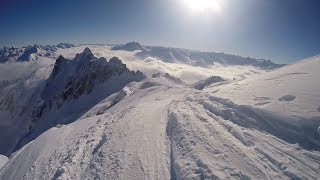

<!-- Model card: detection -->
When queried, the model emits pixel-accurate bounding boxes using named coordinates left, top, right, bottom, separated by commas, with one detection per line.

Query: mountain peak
left=127, top=41, right=140, bottom=46
left=111, top=41, right=144, bottom=52
left=56, top=43, right=75, bottom=49
left=49, top=55, right=68, bottom=80
left=74, top=47, right=94, bottom=63
left=83, top=47, right=92, bottom=54
left=109, top=56, right=122, bottom=64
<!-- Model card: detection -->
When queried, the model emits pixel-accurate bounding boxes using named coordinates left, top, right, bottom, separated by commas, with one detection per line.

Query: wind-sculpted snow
left=210, top=54, right=320, bottom=118
left=167, top=92, right=320, bottom=179
left=1, top=85, right=319, bottom=179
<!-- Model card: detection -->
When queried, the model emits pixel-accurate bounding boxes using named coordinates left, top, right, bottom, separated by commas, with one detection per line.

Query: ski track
left=1, top=86, right=320, bottom=179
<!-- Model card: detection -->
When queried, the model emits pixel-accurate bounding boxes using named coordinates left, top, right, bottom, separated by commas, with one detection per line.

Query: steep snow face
left=0, top=47, right=145, bottom=155
left=0, top=58, right=55, bottom=155
left=0, top=84, right=319, bottom=179
left=209, top=54, right=320, bottom=118
left=15, top=48, right=145, bottom=152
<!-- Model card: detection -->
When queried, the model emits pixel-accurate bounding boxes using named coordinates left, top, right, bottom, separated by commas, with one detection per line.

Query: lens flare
left=183, top=0, right=222, bottom=14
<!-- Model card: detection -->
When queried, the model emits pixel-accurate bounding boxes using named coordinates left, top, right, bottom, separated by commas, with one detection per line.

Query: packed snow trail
left=167, top=92, right=320, bottom=179
left=1, top=85, right=319, bottom=179
left=0, top=86, right=189, bottom=179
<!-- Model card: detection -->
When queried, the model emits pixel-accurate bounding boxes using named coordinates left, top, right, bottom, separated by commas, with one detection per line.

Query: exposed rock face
left=193, top=76, right=225, bottom=90
left=152, top=73, right=184, bottom=84
left=17, top=45, right=38, bottom=61
left=49, top=55, right=67, bottom=80
left=163, top=73, right=184, bottom=84
left=28, top=47, right=145, bottom=134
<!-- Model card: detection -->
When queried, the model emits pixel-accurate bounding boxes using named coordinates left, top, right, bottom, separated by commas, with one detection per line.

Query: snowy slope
left=0, top=45, right=319, bottom=179
left=0, top=44, right=264, bottom=155
left=0, top=48, right=145, bottom=155
left=208, top=54, right=320, bottom=118
left=0, top=155, right=8, bottom=170
left=0, top=58, right=55, bottom=154
left=1, top=65, right=319, bottom=179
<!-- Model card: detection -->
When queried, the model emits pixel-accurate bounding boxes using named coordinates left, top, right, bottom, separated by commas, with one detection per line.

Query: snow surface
left=207, top=54, right=320, bottom=118
left=0, top=44, right=319, bottom=179
left=1, top=65, right=320, bottom=179
left=0, top=155, right=8, bottom=170
left=1, top=84, right=319, bottom=179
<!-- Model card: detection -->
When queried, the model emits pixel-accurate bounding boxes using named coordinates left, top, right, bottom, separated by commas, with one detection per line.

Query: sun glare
left=183, top=0, right=222, bottom=14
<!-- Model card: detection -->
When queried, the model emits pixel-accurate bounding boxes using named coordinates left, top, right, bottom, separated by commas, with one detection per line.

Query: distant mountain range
left=112, top=42, right=285, bottom=70
left=1, top=42, right=285, bottom=70
left=0, top=43, right=75, bottom=63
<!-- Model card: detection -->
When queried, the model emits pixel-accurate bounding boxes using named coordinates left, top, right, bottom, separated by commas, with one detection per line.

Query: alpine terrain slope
left=0, top=47, right=144, bottom=155
left=0, top=44, right=319, bottom=180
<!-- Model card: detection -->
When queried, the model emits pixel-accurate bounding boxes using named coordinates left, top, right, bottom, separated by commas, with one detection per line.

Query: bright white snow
left=1, top=75, right=320, bottom=179
left=207, top=54, right=320, bottom=118
left=0, top=155, right=8, bottom=170
left=0, top=44, right=319, bottom=179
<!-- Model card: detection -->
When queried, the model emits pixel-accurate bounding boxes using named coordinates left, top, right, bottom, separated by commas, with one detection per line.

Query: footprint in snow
left=253, top=97, right=272, bottom=106
left=189, top=140, right=196, bottom=146
left=278, top=95, right=296, bottom=102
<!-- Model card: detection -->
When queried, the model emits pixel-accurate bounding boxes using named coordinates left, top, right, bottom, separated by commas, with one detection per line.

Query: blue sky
left=1, top=0, right=319, bottom=63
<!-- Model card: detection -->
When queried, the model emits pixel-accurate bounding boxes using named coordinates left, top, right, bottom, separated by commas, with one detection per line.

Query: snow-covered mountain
left=0, top=52, right=319, bottom=179
left=112, top=42, right=285, bottom=70
left=0, top=43, right=75, bottom=63
left=0, top=47, right=144, bottom=155
left=111, top=41, right=145, bottom=52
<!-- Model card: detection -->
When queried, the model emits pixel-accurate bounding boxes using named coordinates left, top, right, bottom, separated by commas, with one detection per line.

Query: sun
left=183, top=0, right=222, bottom=14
